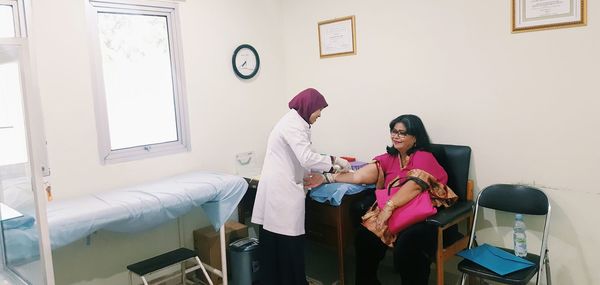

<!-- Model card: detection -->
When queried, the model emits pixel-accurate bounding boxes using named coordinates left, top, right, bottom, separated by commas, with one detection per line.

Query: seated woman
left=304, top=114, right=457, bottom=285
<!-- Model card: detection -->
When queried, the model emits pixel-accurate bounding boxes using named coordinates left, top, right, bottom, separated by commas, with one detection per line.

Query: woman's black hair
left=386, top=114, right=432, bottom=156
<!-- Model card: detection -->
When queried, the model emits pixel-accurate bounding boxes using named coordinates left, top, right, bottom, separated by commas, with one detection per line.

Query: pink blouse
left=373, top=151, right=448, bottom=189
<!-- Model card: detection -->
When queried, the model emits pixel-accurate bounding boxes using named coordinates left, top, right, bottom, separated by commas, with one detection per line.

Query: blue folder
left=457, top=243, right=535, bottom=276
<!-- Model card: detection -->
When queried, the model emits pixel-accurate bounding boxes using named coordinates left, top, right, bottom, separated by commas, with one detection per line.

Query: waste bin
left=228, top=237, right=260, bottom=285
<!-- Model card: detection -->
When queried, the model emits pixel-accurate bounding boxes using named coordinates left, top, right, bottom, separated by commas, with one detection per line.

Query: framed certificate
left=512, top=0, right=586, bottom=32
left=318, top=15, right=356, bottom=58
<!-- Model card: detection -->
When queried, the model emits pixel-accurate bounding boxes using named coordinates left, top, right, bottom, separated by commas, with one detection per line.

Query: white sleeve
left=284, top=124, right=332, bottom=172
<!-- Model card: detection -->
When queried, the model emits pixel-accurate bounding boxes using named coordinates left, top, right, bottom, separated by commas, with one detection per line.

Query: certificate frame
left=318, top=15, right=356, bottom=58
left=512, top=0, right=586, bottom=33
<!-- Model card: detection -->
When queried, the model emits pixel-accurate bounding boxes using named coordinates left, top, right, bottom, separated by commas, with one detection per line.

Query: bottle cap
left=516, top=214, right=523, bottom=219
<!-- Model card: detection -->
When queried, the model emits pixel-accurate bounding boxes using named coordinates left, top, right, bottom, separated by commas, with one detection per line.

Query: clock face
left=232, top=44, right=260, bottom=79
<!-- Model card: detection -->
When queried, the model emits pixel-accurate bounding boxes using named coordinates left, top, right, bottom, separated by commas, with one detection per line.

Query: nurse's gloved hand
left=333, top=156, right=351, bottom=173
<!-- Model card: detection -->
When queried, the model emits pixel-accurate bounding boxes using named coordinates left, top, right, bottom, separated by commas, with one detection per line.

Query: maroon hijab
left=288, top=88, right=328, bottom=124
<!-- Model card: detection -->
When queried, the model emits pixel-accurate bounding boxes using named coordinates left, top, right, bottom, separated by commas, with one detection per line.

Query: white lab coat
left=251, top=109, right=332, bottom=236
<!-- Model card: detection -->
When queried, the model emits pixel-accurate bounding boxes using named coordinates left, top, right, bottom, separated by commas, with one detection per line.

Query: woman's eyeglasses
left=390, top=129, right=409, bottom=138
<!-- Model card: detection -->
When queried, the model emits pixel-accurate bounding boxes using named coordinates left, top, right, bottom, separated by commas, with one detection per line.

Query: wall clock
left=232, top=44, right=260, bottom=79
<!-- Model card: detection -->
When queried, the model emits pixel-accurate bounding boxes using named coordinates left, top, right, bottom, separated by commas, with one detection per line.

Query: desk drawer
left=305, top=200, right=340, bottom=226
left=305, top=222, right=338, bottom=247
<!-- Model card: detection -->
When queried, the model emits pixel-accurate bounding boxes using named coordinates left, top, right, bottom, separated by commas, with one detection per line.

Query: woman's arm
left=376, top=180, right=423, bottom=230
left=303, top=162, right=379, bottom=189
left=386, top=180, right=422, bottom=208
left=333, top=163, right=378, bottom=184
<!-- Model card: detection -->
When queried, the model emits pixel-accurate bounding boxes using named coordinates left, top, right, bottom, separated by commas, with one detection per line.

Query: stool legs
left=195, top=256, right=214, bottom=285
left=180, top=262, right=186, bottom=284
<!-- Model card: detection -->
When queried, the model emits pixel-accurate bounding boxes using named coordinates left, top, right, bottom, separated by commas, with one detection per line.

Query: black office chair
left=349, top=144, right=473, bottom=284
left=426, top=144, right=474, bottom=285
left=458, top=184, right=552, bottom=285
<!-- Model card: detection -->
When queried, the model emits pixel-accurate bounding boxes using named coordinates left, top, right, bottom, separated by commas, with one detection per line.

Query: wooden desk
left=237, top=178, right=369, bottom=285
left=305, top=192, right=369, bottom=285
left=237, top=177, right=259, bottom=223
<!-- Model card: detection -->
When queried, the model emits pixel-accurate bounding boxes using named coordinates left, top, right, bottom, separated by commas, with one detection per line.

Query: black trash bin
left=228, top=237, right=260, bottom=285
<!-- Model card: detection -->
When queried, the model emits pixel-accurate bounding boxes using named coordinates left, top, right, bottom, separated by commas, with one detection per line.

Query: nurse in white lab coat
left=251, top=88, right=350, bottom=285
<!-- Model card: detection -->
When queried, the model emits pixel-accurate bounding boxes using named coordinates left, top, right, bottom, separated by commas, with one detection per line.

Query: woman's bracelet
left=385, top=199, right=396, bottom=210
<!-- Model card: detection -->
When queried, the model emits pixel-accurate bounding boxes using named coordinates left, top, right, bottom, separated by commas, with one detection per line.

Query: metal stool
left=127, top=248, right=213, bottom=285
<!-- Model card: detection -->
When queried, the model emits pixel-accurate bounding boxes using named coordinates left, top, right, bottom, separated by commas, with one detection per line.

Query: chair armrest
left=466, top=180, right=474, bottom=201
left=426, top=179, right=474, bottom=226
left=426, top=200, right=474, bottom=227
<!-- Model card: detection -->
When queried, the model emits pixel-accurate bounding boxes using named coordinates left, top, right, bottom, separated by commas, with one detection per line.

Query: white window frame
left=87, top=0, right=190, bottom=164
left=0, top=0, right=27, bottom=37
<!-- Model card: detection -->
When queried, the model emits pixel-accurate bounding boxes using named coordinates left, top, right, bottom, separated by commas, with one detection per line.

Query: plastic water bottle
left=513, top=214, right=527, bottom=257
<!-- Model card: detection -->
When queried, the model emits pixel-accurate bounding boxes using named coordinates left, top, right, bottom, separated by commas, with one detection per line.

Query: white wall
left=282, top=0, right=600, bottom=284
left=29, top=0, right=285, bottom=284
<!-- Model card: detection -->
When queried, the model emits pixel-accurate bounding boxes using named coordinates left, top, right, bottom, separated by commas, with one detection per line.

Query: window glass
left=97, top=12, right=178, bottom=150
left=0, top=61, right=27, bottom=165
left=0, top=5, right=15, bottom=37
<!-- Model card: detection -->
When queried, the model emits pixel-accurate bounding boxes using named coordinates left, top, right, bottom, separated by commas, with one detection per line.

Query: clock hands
left=241, top=61, right=247, bottom=67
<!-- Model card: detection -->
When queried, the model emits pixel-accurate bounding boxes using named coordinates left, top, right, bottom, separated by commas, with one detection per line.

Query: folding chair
left=458, top=184, right=552, bottom=285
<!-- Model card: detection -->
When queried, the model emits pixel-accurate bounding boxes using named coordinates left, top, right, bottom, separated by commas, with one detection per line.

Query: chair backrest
left=478, top=184, right=549, bottom=215
left=430, top=144, right=471, bottom=201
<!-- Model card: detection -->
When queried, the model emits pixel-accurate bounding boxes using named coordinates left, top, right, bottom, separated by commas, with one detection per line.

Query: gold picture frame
left=512, top=0, right=586, bottom=33
left=318, top=15, right=356, bottom=58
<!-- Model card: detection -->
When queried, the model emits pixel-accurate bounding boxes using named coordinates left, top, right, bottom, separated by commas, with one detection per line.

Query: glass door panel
left=0, top=44, right=43, bottom=284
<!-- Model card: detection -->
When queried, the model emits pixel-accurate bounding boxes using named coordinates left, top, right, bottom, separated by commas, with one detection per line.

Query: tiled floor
left=305, top=240, right=463, bottom=285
